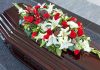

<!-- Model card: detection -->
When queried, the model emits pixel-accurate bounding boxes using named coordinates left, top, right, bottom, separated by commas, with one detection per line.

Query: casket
left=0, top=2, right=100, bottom=70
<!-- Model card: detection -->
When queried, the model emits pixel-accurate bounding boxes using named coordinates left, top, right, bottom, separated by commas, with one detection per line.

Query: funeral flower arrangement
left=14, top=3, right=100, bottom=58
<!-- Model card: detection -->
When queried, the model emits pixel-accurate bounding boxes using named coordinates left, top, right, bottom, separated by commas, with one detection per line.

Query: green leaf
left=13, top=3, right=20, bottom=9
left=24, top=24, right=30, bottom=30
left=68, top=45, right=75, bottom=51
left=24, top=30, right=31, bottom=37
left=21, top=13, right=27, bottom=17
left=40, top=40, right=46, bottom=47
left=56, top=47, right=62, bottom=56
left=91, top=49, right=100, bottom=58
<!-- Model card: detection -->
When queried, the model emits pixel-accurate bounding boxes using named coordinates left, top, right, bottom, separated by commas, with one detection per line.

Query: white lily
left=57, top=27, right=73, bottom=49
left=46, top=34, right=59, bottom=46
left=34, top=32, right=46, bottom=41
left=18, top=8, right=26, bottom=14
left=79, top=40, right=92, bottom=52
left=53, top=8, right=64, bottom=15
left=58, top=27, right=71, bottom=37
left=45, top=3, right=55, bottom=13
left=37, top=3, right=46, bottom=8
left=48, top=18, right=61, bottom=30
left=38, top=21, right=51, bottom=31
left=58, top=36, right=73, bottom=49
left=67, top=21, right=78, bottom=29
left=13, top=3, right=26, bottom=14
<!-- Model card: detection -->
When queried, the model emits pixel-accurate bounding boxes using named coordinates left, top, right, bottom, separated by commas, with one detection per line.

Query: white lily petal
left=46, top=3, right=55, bottom=13
left=59, top=41, right=73, bottom=49
left=67, top=21, right=78, bottom=28
left=52, top=35, right=59, bottom=44
left=46, top=38, right=52, bottom=46
left=40, top=3, right=46, bottom=8
left=82, top=40, right=92, bottom=52
left=19, top=8, right=26, bottom=14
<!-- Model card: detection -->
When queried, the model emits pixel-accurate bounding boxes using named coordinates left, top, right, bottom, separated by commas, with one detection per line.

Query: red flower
left=33, top=8, right=38, bottom=14
left=31, top=32, right=37, bottom=38
left=77, top=22, right=83, bottom=29
left=70, top=17, right=77, bottom=22
left=61, top=21, right=68, bottom=28
left=34, top=18, right=41, bottom=25
left=35, top=5, right=40, bottom=9
left=43, top=5, right=47, bottom=8
left=54, top=13, right=60, bottom=20
left=43, top=13, right=50, bottom=19
left=43, top=34, right=50, bottom=40
left=35, top=13, right=40, bottom=18
left=47, top=29, right=52, bottom=35
left=24, top=16, right=34, bottom=23
left=74, top=50, right=80, bottom=55
left=70, top=30, right=76, bottom=38
left=77, top=28, right=84, bottom=36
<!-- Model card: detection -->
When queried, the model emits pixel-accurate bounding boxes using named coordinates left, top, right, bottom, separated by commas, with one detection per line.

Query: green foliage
left=40, top=40, right=46, bottom=47
left=91, top=49, right=100, bottom=58
left=56, top=47, right=62, bottom=56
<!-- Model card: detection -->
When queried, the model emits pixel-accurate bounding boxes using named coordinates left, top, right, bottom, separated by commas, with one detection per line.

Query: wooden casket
left=0, top=2, right=100, bottom=70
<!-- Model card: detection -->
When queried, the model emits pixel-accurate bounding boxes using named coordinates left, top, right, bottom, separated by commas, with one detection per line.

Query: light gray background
left=0, top=0, right=100, bottom=70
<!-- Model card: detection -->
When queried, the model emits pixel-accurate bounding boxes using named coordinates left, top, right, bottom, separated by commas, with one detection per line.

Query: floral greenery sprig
left=14, top=3, right=100, bottom=58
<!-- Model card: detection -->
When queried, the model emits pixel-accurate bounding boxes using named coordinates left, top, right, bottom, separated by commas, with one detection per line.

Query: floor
left=0, top=0, right=100, bottom=70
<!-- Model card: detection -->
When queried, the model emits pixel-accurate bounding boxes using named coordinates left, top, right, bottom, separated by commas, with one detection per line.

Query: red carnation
left=43, top=34, right=50, bottom=40
left=24, top=16, right=34, bottom=23
left=70, top=17, right=77, bottom=22
left=77, top=28, right=84, bottom=36
left=31, top=32, right=37, bottom=38
left=74, top=50, right=80, bottom=55
left=70, top=30, right=77, bottom=38
left=43, top=13, right=50, bottom=19
left=35, top=5, right=40, bottom=9
left=47, top=29, right=52, bottom=35
left=61, top=21, right=68, bottom=28
left=34, top=18, right=41, bottom=25
left=77, top=22, right=83, bottom=29
left=54, top=13, right=60, bottom=20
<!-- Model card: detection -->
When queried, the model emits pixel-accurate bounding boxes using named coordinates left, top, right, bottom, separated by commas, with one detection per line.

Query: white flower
left=58, top=27, right=71, bottom=37
left=39, top=22, right=51, bottom=31
left=34, top=32, right=45, bottom=41
left=53, top=8, right=64, bottom=15
left=67, top=21, right=78, bottom=29
left=37, top=3, right=46, bottom=8
left=46, top=3, right=55, bottom=13
left=18, top=8, right=26, bottom=14
left=58, top=36, right=73, bottom=49
left=57, top=27, right=73, bottom=49
left=48, top=18, right=61, bottom=30
left=46, top=34, right=59, bottom=46
left=79, top=40, right=91, bottom=52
